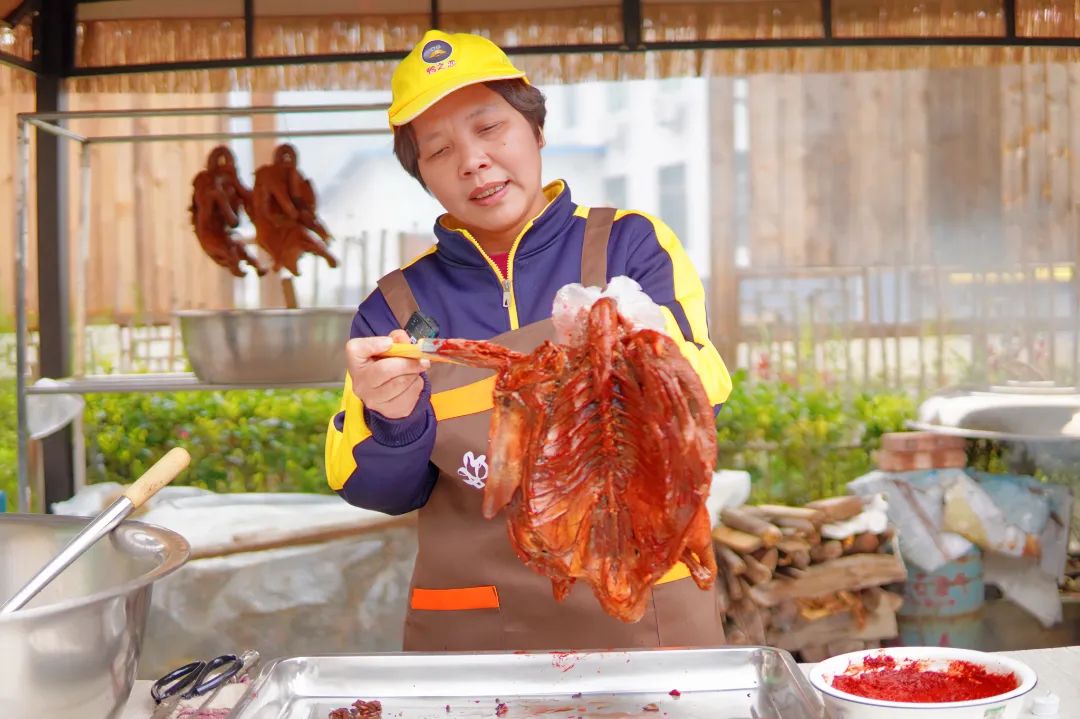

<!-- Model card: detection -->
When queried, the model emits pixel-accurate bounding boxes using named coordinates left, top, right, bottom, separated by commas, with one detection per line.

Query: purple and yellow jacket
left=325, top=180, right=732, bottom=514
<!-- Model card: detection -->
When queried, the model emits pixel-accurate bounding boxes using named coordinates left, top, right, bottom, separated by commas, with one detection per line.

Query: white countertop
left=122, top=646, right=1080, bottom=719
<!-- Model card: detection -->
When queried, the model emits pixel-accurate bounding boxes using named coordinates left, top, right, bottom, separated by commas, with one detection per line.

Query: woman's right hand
left=346, top=329, right=430, bottom=419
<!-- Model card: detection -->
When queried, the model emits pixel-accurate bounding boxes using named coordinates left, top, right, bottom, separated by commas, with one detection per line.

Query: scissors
left=150, top=649, right=259, bottom=719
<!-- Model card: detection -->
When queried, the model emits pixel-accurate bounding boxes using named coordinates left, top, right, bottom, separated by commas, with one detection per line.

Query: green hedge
left=0, top=381, right=342, bottom=500
left=83, top=389, right=342, bottom=494
left=716, top=370, right=918, bottom=505
left=3, top=373, right=918, bottom=506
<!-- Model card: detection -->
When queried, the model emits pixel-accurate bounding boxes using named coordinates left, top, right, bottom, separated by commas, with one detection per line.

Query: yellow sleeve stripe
left=325, top=374, right=499, bottom=491
left=614, top=209, right=712, bottom=346
left=617, top=207, right=732, bottom=405
left=325, top=372, right=373, bottom=491
left=660, top=306, right=733, bottom=405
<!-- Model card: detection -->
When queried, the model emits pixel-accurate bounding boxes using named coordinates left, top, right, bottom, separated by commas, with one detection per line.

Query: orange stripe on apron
left=411, top=585, right=501, bottom=611
left=412, top=562, right=689, bottom=611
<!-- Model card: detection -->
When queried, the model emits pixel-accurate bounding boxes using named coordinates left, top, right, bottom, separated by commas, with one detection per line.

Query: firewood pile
left=711, top=496, right=908, bottom=662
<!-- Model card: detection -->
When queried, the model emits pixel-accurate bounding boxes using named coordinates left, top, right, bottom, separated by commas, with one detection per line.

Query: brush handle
left=378, top=343, right=424, bottom=360
left=377, top=343, right=459, bottom=364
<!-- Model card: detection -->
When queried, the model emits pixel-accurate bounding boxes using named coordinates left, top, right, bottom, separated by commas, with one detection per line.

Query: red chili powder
left=831, top=655, right=1019, bottom=703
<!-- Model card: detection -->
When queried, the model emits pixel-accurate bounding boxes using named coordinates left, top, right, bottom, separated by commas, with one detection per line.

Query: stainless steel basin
left=176, top=307, right=355, bottom=384
left=0, top=514, right=189, bottom=718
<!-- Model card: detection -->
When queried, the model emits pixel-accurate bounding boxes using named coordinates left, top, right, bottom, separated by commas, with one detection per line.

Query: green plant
left=715, top=370, right=918, bottom=505
left=82, top=389, right=342, bottom=494
left=0, top=380, right=16, bottom=506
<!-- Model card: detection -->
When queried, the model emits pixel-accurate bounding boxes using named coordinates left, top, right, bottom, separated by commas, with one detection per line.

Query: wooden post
left=707, top=76, right=739, bottom=367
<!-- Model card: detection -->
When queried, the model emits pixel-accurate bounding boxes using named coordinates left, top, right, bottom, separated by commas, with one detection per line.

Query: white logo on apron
left=457, top=451, right=488, bottom=489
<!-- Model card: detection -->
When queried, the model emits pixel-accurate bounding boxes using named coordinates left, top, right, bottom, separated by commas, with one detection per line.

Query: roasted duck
left=252, top=143, right=338, bottom=276
left=190, top=146, right=267, bottom=278
left=430, top=296, right=718, bottom=622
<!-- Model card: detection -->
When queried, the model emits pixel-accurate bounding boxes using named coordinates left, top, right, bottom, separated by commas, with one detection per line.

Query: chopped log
left=759, top=547, right=779, bottom=572
left=717, top=544, right=747, bottom=576
left=774, top=516, right=819, bottom=539
left=810, top=540, right=844, bottom=563
left=828, top=639, right=870, bottom=656
left=777, top=566, right=808, bottom=579
left=721, top=507, right=783, bottom=546
left=748, top=554, right=908, bottom=607
left=724, top=562, right=745, bottom=601
left=726, top=627, right=750, bottom=646
left=862, top=586, right=885, bottom=611
left=742, top=552, right=774, bottom=585
left=849, top=532, right=881, bottom=555
left=806, top=496, right=864, bottom=523
left=799, top=645, right=831, bottom=663
left=767, top=598, right=900, bottom=651
left=713, top=525, right=764, bottom=554
left=754, top=504, right=826, bottom=527
left=790, top=548, right=812, bottom=569
left=777, top=537, right=812, bottom=554
left=731, top=579, right=767, bottom=644
left=715, top=572, right=730, bottom=615
left=772, top=600, right=801, bottom=630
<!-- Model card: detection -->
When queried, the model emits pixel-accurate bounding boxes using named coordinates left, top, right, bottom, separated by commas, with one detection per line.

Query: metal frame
left=14, top=102, right=392, bottom=513
left=1, top=0, right=1078, bottom=75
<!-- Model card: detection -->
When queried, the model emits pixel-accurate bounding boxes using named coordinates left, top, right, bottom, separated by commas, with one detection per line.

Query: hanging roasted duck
left=388, top=281, right=718, bottom=622
left=190, top=146, right=267, bottom=278
left=251, top=143, right=338, bottom=276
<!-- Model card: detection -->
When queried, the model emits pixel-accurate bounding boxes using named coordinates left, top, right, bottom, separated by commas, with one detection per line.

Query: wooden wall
left=734, top=59, right=1080, bottom=269
left=0, top=74, right=236, bottom=332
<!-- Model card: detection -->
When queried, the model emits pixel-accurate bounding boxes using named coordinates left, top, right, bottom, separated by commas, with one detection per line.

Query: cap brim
left=389, top=69, right=528, bottom=127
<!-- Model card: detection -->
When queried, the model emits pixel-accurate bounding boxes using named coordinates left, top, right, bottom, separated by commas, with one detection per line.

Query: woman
left=325, top=30, right=733, bottom=651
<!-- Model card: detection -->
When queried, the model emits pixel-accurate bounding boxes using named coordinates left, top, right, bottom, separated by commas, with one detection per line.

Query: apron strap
left=581, top=206, right=615, bottom=288
left=377, top=269, right=421, bottom=329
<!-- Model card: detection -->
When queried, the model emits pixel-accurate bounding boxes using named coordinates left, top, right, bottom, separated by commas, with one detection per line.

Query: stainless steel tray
left=227, top=647, right=825, bottom=719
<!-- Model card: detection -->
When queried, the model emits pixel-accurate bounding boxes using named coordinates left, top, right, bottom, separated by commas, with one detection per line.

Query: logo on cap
left=421, top=40, right=453, bottom=64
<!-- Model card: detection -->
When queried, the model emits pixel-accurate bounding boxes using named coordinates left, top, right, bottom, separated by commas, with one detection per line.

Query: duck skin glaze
left=431, top=297, right=718, bottom=622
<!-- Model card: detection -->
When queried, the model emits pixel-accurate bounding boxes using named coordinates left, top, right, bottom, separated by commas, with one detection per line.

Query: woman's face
left=413, top=83, right=545, bottom=245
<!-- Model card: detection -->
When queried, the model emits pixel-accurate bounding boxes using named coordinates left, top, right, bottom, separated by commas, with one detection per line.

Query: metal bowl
left=911, top=381, right=1080, bottom=442
left=176, top=307, right=355, bottom=384
left=0, top=514, right=190, bottom=718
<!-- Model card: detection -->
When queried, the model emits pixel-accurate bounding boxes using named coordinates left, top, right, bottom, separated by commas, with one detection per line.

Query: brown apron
left=377, top=207, right=725, bottom=652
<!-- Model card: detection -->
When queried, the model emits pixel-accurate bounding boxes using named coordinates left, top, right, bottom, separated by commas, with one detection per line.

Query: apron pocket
left=404, top=586, right=506, bottom=651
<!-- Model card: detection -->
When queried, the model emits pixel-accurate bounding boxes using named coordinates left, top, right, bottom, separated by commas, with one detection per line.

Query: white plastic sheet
left=55, top=488, right=417, bottom=679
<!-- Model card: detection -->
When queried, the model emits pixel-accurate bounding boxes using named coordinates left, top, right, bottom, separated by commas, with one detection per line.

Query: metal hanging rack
left=14, top=102, right=393, bottom=513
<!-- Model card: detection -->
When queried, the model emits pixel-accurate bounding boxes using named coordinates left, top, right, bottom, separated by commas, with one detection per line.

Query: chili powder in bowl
left=808, top=647, right=1037, bottom=719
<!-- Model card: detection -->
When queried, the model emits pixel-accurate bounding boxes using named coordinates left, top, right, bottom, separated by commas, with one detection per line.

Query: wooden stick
left=777, top=537, right=812, bottom=555
left=721, top=507, right=783, bottom=546
left=717, top=544, right=747, bottom=575
left=749, top=554, right=908, bottom=607
left=849, top=533, right=881, bottom=555
left=713, top=525, right=764, bottom=554
left=806, top=496, right=864, bottom=523
left=715, top=569, right=731, bottom=615
left=724, top=561, right=745, bottom=601
left=758, top=547, right=779, bottom=572
left=755, top=504, right=826, bottom=526
left=189, top=514, right=416, bottom=560
left=810, top=540, right=845, bottom=563
left=774, top=516, right=820, bottom=542
left=790, top=548, right=812, bottom=569
left=742, top=552, right=774, bottom=585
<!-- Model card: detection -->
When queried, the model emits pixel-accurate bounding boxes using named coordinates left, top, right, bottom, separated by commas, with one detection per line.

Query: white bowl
left=808, top=646, right=1037, bottom=719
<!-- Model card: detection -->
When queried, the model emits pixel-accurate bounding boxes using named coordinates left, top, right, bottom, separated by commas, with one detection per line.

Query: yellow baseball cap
left=388, top=30, right=528, bottom=128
